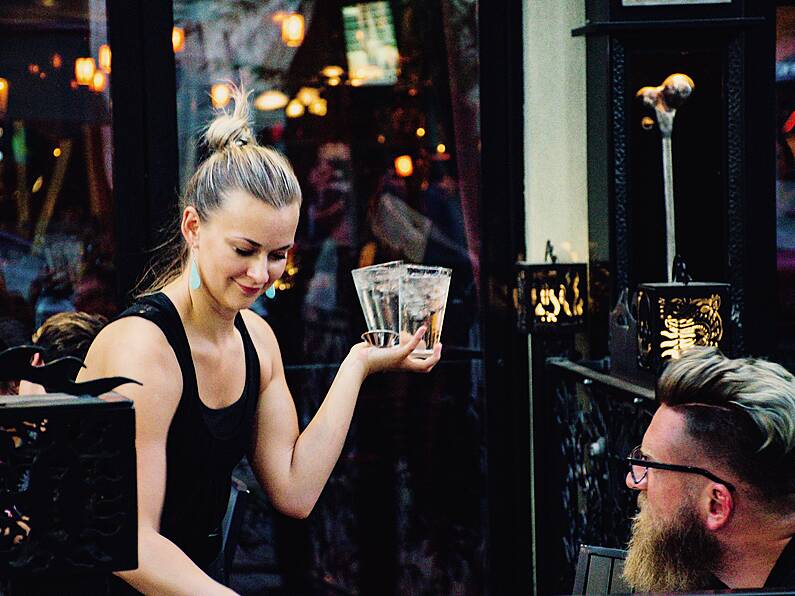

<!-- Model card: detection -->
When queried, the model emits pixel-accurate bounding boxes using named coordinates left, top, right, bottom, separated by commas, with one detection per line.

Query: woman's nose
left=248, top=258, right=269, bottom=285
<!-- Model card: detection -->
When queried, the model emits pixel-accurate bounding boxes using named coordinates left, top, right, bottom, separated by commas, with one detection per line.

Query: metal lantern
left=635, top=281, right=730, bottom=371
left=516, top=262, right=587, bottom=334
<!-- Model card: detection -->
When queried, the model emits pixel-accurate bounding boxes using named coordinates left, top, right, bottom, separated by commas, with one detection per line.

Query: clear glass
left=399, top=264, right=451, bottom=357
left=0, top=1, right=116, bottom=349
left=351, top=260, right=402, bottom=340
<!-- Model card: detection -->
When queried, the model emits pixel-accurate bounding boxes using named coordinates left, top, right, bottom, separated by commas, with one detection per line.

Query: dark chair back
left=220, top=476, right=250, bottom=584
left=572, top=545, right=630, bottom=595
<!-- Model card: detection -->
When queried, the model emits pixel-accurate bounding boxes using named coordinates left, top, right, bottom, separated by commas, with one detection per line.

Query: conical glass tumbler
left=399, top=265, right=451, bottom=357
left=351, top=260, right=403, bottom=347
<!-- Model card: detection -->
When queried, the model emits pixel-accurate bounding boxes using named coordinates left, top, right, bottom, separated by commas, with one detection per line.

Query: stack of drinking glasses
left=351, top=261, right=452, bottom=358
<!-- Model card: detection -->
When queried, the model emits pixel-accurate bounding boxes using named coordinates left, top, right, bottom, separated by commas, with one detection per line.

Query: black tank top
left=116, top=292, right=260, bottom=568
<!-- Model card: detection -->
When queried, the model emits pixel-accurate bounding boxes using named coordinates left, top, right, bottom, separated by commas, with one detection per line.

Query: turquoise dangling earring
left=265, top=285, right=276, bottom=299
left=189, top=257, right=201, bottom=290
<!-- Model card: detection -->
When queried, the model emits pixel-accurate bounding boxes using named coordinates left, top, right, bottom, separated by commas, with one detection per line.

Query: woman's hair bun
left=204, top=85, right=257, bottom=152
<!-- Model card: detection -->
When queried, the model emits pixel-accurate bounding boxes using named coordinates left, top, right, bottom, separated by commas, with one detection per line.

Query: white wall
left=524, top=4, right=589, bottom=591
left=524, top=1, right=588, bottom=264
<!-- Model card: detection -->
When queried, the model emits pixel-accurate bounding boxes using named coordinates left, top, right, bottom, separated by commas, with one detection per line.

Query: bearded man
left=623, top=346, right=795, bottom=591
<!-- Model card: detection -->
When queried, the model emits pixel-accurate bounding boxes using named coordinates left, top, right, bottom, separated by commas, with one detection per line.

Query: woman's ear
left=181, top=206, right=201, bottom=247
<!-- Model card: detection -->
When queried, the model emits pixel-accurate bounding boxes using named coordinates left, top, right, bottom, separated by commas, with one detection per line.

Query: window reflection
left=0, top=1, right=116, bottom=353
left=173, top=0, right=480, bottom=365
left=777, top=7, right=795, bottom=360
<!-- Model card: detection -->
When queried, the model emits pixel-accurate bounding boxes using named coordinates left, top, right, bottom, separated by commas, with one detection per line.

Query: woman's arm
left=78, top=319, right=237, bottom=595
left=243, top=311, right=440, bottom=518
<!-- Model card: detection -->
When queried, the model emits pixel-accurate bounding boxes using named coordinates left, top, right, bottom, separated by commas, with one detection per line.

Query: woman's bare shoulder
left=239, top=310, right=282, bottom=382
left=80, top=316, right=181, bottom=392
left=239, top=310, right=279, bottom=347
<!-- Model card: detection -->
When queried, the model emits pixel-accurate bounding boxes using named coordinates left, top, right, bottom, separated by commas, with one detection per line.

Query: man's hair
left=657, top=347, right=795, bottom=507
left=32, top=311, right=107, bottom=362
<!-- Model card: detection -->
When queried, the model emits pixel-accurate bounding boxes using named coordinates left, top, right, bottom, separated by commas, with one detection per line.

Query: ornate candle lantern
left=516, top=241, right=587, bottom=334
left=635, top=281, right=730, bottom=371
left=632, top=74, right=731, bottom=372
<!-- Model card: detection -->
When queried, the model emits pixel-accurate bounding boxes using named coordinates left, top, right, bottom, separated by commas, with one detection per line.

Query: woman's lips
left=236, top=282, right=262, bottom=296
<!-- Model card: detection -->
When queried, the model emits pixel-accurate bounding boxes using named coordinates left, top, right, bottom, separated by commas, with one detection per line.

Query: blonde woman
left=78, top=90, right=441, bottom=595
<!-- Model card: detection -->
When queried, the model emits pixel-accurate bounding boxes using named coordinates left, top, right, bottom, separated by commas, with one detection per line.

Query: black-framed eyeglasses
left=626, top=445, right=737, bottom=492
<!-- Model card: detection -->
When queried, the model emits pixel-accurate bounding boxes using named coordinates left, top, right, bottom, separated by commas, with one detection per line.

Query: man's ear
left=705, top=483, right=734, bottom=531
left=181, top=206, right=201, bottom=247
left=31, top=352, right=43, bottom=367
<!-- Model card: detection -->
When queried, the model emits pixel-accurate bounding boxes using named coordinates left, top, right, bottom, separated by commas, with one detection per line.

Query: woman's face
left=193, top=189, right=300, bottom=311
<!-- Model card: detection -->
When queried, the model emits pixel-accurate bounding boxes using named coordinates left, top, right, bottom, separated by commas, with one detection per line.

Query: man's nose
left=626, top=471, right=647, bottom=491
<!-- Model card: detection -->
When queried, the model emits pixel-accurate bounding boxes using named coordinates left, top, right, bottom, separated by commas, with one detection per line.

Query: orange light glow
left=53, top=147, right=61, bottom=158
left=75, top=57, right=96, bottom=86
left=436, top=143, right=446, bottom=154
left=91, top=71, right=106, bottom=93
left=416, top=127, right=426, bottom=138
left=308, top=98, right=327, bottom=117
left=394, top=155, right=414, bottom=178
left=281, top=14, right=304, bottom=47
left=0, top=78, right=8, bottom=115
left=98, top=44, right=111, bottom=73
left=211, top=83, right=231, bottom=108
left=285, top=99, right=305, bottom=118
left=321, top=65, right=344, bottom=78
left=172, top=27, right=185, bottom=53
left=327, top=76, right=341, bottom=87
left=51, top=53, right=62, bottom=69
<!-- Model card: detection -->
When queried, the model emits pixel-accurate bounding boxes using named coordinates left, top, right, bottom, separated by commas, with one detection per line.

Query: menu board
left=342, top=2, right=399, bottom=86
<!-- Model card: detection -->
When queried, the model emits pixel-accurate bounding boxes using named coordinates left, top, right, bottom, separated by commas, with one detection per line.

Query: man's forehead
left=642, top=404, right=693, bottom=459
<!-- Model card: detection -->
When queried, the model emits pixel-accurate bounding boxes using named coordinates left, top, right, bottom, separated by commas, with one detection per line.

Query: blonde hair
left=139, top=86, right=302, bottom=295
left=658, top=347, right=795, bottom=504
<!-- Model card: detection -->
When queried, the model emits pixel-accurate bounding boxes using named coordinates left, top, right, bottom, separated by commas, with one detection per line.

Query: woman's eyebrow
left=232, top=236, right=262, bottom=247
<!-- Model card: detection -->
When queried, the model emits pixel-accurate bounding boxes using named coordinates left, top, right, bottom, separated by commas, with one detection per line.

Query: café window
left=172, top=0, right=481, bottom=365
left=0, top=1, right=116, bottom=348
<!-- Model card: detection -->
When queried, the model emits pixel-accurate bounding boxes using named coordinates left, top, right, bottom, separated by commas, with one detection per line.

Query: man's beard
left=623, top=493, right=723, bottom=592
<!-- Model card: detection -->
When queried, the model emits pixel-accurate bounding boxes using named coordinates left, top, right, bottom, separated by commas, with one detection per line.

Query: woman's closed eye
left=270, top=252, right=288, bottom=261
left=234, top=247, right=256, bottom=257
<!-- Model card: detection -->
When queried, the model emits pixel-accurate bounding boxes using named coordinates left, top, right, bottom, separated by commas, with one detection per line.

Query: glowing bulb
left=285, top=99, right=305, bottom=118
left=53, top=147, right=61, bottom=157
left=394, top=155, right=414, bottom=178
left=321, top=65, right=344, bottom=78
left=327, top=77, right=341, bottom=87
left=0, top=78, right=7, bottom=115
left=416, top=127, right=426, bottom=138
left=282, top=14, right=305, bottom=47
left=211, top=83, right=231, bottom=108
left=308, top=98, right=327, bottom=117
left=91, top=71, right=106, bottom=92
left=75, top=57, right=95, bottom=85
left=377, top=134, right=386, bottom=144
left=98, top=44, right=111, bottom=72
left=51, top=53, right=62, bottom=69
left=32, top=176, right=44, bottom=193
left=254, top=90, right=289, bottom=111
left=172, top=27, right=185, bottom=53
left=296, top=87, right=320, bottom=106
left=436, top=143, right=446, bottom=154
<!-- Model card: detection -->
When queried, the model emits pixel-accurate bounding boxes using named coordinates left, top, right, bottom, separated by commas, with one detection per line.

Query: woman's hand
left=348, top=326, right=441, bottom=377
